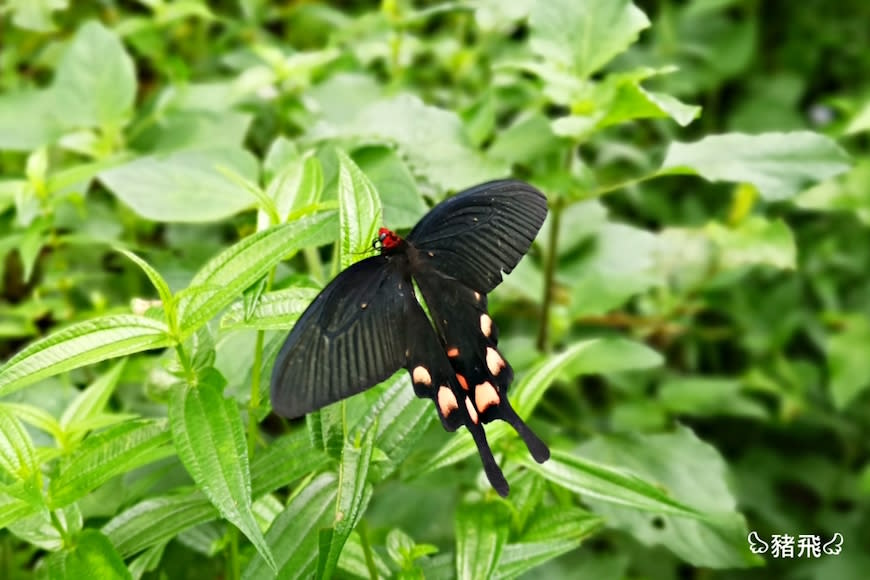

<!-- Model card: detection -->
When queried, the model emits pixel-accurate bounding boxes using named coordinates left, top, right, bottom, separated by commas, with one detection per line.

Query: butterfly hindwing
left=406, top=180, right=548, bottom=293
left=413, top=268, right=550, bottom=466
left=402, top=294, right=510, bottom=496
left=270, top=256, right=411, bottom=418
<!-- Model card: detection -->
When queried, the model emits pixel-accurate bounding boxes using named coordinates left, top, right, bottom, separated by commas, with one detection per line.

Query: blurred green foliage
left=1, top=0, right=869, bottom=578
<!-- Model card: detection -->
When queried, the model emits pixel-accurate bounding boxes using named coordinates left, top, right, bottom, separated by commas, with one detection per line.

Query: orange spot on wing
left=447, top=347, right=460, bottom=358
left=456, top=373, right=469, bottom=390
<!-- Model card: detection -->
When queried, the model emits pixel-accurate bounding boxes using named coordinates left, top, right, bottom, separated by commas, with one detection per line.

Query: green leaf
left=52, top=20, right=136, bottom=131
left=659, top=376, right=767, bottom=419
left=99, top=147, right=260, bottom=222
left=845, top=100, right=870, bottom=135
left=827, top=315, right=870, bottom=409
left=521, top=446, right=704, bottom=517
left=118, top=250, right=176, bottom=327
left=0, top=493, right=36, bottom=530
left=59, top=360, right=126, bottom=436
left=566, top=223, right=661, bottom=316
left=529, top=0, right=650, bottom=78
left=243, top=473, right=338, bottom=579
left=579, top=426, right=759, bottom=568
left=336, top=149, right=382, bottom=270
left=6, top=0, right=69, bottom=32
left=353, top=147, right=427, bottom=229
left=0, top=402, right=62, bottom=442
left=250, top=432, right=332, bottom=497
left=313, top=95, right=505, bottom=191
left=353, top=373, right=435, bottom=482
left=0, top=407, right=39, bottom=484
left=316, top=425, right=376, bottom=579
left=178, top=211, right=338, bottom=335
left=704, top=217, right=796, bottom=270
left=50, top=419, right=173, bottom=508
left=169, top=378, right=276, bottom=572
left=221, top=287, right=320, bottom=330
left=0, top=315, right=172, bottom=397
left=661, top=132, right=851, bottom=201
left=418, top=339, right=662, bottom=477
left=494, top=507, right=602, bottom=579
left=42, top=529, right=131, bottom=580
left=0, top=90, right=58, bottom=151
left=102, top=493, right=218, bottom=558
left=263, top=153, right=324, bottom=227
left=455, top=502, right=509, bottom=580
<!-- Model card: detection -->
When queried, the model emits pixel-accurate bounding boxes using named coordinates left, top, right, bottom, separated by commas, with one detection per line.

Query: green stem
left=358, top=520, right=379, bottom=579
left=247, top=329, right=265, bottom=458
left=588, top=172, right=659, bottom=198
left=228, top=526, right=240, bottom=580
left=537, top=197, right=561, bottom=352
left=49, top=509, right=72, bottom=547
left=247, top=269, right=276, bottom=459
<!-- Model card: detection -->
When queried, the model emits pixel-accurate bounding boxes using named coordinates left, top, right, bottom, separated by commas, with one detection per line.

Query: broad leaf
left=529, top=0, right=649, bottom=78
left=661, top=131, right=851, bottom=201
left=99, top=147, right=260, bottom=222
left=221, top=287, right=320, bottom=330
left=52, top=20, right=136, bottom=131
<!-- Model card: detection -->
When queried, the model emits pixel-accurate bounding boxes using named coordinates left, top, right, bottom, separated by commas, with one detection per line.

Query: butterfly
left=270, top=179, right=549, bottom=495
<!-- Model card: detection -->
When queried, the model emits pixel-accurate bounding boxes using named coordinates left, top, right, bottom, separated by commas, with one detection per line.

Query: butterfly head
left=374, top=227, right=402, bottom=252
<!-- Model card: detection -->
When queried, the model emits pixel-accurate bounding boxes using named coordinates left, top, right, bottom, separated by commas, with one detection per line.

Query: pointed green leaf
left=519, top=448, right=700, bottom=518
left=455, top=502, right=510, bottom=580
left=494, top=507, right=602, bottom=579
left=250, top=432, right=332, bottom=496
left=316, top=425, right=376, bottom=579
left=243, top=473, right=338, bottom=579
left=0, top=315, right=172, bottom=396
left=0, top=493, right=36, bottom=530
left=178, top=211, right=338, bottom=335
left=0, top=407, right=39, bottom=483
left=220, top=287, right=320, bottom=330
left=42, top=529, right=131, bottom=580
left=336, top=149, right=382, bottom=270
left=169, top=378, right=276, bottom=572
left=661, top=131, right=851, bottom=201
left=117, top=250, right=175, bottom=324
left=353, top=373, right=435, bottom=481
left=102, top=493, right=218, bottom=558
left=50, top=419, right=173, bottom=508
left=60, top=360, right=126, bottom=434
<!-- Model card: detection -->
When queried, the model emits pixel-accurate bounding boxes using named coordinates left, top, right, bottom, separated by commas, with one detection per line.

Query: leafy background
left=0, top=0, right=868, bottom=578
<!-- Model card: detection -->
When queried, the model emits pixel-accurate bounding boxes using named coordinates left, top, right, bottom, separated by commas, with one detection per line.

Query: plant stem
left=247, top=328, right=265, bottom=458
left=228, top=526, right=240, bottom=580
left=358, top=520, right=380, bottom=580
left=537, top=197, right=561, bottom=352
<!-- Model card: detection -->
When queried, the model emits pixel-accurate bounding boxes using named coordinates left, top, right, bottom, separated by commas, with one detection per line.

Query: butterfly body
left=271, top=179, right=549, bottom=495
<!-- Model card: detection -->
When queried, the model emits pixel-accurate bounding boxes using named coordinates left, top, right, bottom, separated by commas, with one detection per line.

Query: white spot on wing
left=479, top=314, right=492, bottom=337
left=465, top=397, right=479, bottom=424
left=413, top=366, right=432, bottom=386
left=486, top=347, right=505, bottom=376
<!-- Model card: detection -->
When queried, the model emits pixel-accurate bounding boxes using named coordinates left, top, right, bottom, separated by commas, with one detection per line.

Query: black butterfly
left=270, top=179, right=550, bottom=496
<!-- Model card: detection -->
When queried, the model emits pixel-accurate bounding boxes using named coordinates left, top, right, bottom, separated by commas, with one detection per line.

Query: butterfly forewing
left=270, top=256, right=411, bottom=418
left=406, top=180, right=548, bottom=293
